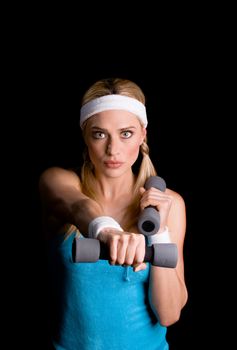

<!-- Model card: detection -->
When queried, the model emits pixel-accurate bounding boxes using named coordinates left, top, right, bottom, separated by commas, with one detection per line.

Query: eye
left=121, top=130, right=133, bottom=139
left=92, top=131, right=106, bottom=139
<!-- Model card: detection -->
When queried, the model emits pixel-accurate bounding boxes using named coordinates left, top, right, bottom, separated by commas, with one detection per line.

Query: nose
left=106, top=137, right=120, bottom=156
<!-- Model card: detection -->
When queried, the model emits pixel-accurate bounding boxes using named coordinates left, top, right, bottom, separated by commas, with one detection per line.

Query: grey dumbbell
left=138, top=176, right=166, bottom=236
left=73, top=237, right=178, bottom=268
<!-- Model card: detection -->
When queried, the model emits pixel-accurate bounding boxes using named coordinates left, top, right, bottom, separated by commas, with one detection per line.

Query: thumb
left=139, top=187, right=146, bottom=195
left=133, top=262, right=147, bottom=272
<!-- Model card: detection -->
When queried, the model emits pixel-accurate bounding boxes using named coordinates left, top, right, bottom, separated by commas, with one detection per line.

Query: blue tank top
left=47, top=233, right=168, bottom=350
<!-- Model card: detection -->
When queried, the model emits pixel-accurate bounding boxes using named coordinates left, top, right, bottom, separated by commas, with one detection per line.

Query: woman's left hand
left=139, top=186, right=173, bottom=233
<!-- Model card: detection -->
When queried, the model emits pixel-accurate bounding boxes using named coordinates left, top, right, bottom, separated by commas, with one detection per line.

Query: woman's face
left=84, top=110, right=146, bottom=178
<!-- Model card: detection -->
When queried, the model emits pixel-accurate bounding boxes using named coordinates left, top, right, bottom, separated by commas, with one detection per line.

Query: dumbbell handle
left=73, top=237, right=178, bottom=268
left=138, top=176, right=166, bottom=236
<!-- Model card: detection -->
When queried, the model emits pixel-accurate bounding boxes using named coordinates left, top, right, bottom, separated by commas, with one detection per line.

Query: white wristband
left=88, top=216, right=123, bottom=239
left=147, top=226, right=171, bottom=246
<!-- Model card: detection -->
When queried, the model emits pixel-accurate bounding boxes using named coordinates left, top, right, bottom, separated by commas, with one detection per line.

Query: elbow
left=159, top=309, right=181, bottom=327
left=183, top=286, right=188, bottom=308
left=156, top=290, right=189, bottom=327
left=151, top=302, right=182, bottom=327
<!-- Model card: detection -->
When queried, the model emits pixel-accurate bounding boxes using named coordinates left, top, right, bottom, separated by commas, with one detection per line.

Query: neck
left=94, top=171, right=135, bottom=200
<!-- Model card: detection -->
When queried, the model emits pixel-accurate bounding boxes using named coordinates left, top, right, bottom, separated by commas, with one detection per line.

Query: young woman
left=39, top=78, right=188, bottom=350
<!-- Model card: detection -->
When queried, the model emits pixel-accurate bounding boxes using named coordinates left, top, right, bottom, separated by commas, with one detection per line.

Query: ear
left=140, top=127, right=147, bottom=145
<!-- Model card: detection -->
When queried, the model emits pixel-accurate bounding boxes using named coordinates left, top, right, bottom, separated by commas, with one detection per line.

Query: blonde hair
left=80, top=78, right=157, bottom=231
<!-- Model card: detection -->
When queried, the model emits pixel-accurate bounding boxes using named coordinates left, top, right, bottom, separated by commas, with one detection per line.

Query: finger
left=116, top=236, right=128, bottom=265
left=109, top=237, right=119, bottom=265
left=133, top=235, right=145, bottom=265
left=133, top=263, right=147, bottom=272
left=124, top=234, right=137, bottom=265
left=140, top=195, right=172, bottom=210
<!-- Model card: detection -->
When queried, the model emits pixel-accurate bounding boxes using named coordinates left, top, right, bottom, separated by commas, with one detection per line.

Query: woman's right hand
left=97, top=229, right=147, bottom=272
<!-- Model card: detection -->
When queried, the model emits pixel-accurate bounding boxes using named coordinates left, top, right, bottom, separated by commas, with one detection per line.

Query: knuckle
left=117, top=257, right=124, bottom=265
left=129, top=233, right=137, bottom=242
left=119, top=234, right=128, bottom=243
left=109, top=235, right=118, bottom=244
left=135, top=259, right=143, bottom=265
left=110, top=252, right=117, bottom=261
left=125, top=258, right=133, bottom=265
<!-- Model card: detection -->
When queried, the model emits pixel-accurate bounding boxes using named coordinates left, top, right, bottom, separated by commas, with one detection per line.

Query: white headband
left=80, top=94, right=147, bottom=128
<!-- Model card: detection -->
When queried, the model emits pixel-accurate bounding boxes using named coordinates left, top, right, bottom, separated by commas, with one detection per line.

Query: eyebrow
left=91, top=126, right=137, bottom=131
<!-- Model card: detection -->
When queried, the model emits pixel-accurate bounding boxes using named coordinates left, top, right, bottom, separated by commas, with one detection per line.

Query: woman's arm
left=140, top=187, right=188, bottom=326
left=39, top=167, right=103, bottom=235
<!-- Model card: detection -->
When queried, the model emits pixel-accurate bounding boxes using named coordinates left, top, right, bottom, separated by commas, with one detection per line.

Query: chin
left=103, top=167, right=128, bottom=178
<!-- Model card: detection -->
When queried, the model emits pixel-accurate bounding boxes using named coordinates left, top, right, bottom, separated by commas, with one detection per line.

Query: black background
left=6, top=15, right=227, bottom=348
left=26, top=60, right=200, bottom=349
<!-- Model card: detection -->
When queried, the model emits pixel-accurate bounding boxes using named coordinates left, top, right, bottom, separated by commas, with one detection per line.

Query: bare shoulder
left=165, top=187, right=186, bottom=240
left=39, top=166, right=81, bottom=189
left=166, top=187, right=185, bottom=209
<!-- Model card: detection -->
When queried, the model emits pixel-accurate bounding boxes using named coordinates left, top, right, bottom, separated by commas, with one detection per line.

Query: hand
left=139, top=186, right=173, bottom=233
left=98, top=228, right=147, bottom=272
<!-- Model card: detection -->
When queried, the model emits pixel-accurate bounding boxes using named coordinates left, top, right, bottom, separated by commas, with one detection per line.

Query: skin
left=39, top=109, right=188, bottom=326
left=84, top=111, right=147, bottom=271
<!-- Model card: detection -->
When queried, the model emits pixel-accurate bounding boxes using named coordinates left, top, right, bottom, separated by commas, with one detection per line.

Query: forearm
left=39, top=181, right=102, bottom=237
left=149, top=266, right=188, bottom=326
left=43, top=189, right=103, bottom=236
left=39, top=167, right=104, bottom=236
left=70, top=197, right=103, bottom=234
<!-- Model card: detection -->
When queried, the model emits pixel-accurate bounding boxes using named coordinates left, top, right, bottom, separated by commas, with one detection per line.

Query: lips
left=104, top=161, right=124, bottom=168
